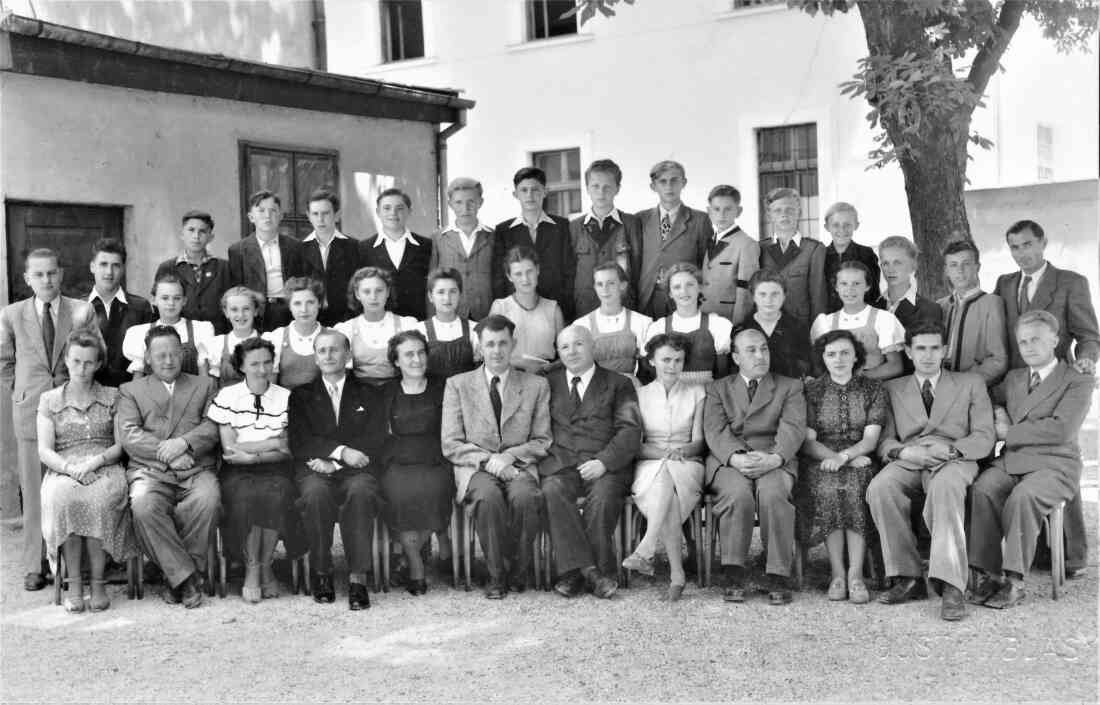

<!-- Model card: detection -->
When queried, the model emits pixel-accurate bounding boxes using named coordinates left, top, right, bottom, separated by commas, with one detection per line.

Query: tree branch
left=967, top=0, right=1025, bottom=96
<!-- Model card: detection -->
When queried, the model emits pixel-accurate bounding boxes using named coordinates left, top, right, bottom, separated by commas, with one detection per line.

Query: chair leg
left=450, top=505, right=461, bottom=589
left=206, top=532, right=217, bottom=597
left=371, top=518, right=382, bottom=593
left=532, top=531, right=542, bottom=590
left=690, top=505, right=703, bottom=588
left=543, top=532, right=552, bottom=590
left=291, top=555, right=300, bottom=595
left=703, top=497, right=715, bottom=588
left=54, top=550, right=65, bottom=607
left=793, top=543, right=805, bottom=591
left=217, top=530, right=227, bottom=599
left=381, top=522, right=391, bottom=593
left=463, top=505, right=474, bottom=591
left=136, top=555, right=144, bottom=600
left=1049, top=502, right=1066, bottom=600
left=126, top=556, right=135, bottom=600
left=301, top=554, right=311, bottom=596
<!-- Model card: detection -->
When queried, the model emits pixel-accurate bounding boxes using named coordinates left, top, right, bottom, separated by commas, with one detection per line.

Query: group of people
left=1, top=157, right=1095, bottom=623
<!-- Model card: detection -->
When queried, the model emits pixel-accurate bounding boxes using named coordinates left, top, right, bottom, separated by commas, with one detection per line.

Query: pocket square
left=355, top=406, right=365, bottom=412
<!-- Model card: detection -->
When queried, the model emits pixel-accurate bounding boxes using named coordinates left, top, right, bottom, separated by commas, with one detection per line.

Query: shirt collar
left=740, top=373, right=762, bottom=388
left=510, top=213, right=555, bottom=229
left=324, top=373, right=347, bottom=394
left=373, top=230, right=418, bottom=247
left=443, top=221, right=493, bottom=236
left=484, top=365, right=511, bottom=389
left=914, top=370, right=942, bottom=390
left=176, top=250, right=212, bottom=265
left=886, top=280, right=919, bottom=308
left=776, top=233, right=802, bottom=250
left=1030, top=357, right=1059, bottom=382
left=565, top=364, right=596, bottom=388
left=658, top=204, right=681, bottom=221
left=255, top=233, right=279, bottom=246
left=35, top=296, right=60, bottom=316
left=952, top=286, right=984, bottom=303
left=585, top=209, right=622, bottom=225
left=88, top=288, right=128, bottom=306
left=303, top=229, right=348, bottom=243
left=712, top=224, right=741, bottom=241
left=1021, top=261, right=1048, bottom=283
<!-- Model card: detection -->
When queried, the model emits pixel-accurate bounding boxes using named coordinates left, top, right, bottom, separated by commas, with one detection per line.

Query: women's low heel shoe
left=827, top=577, right=848, bottom=601
left=89, top=579, right=111, bottom=612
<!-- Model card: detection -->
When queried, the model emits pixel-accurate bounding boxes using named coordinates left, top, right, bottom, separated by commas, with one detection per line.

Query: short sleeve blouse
left=206, top=381, right=290, bottom=443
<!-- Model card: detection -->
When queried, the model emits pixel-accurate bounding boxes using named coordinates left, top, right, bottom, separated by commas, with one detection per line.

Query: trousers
left=464, top=470, right=542, bottom=581
left=709, top=466, right=795, bottom=576
left=297, top=471, right=380, bottom=574
left=542, top=467, right=630, bottom=576
left=129, top=469, right=221, bottom=588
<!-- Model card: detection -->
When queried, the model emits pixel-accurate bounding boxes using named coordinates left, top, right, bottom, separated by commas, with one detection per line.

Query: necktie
left=328, top=383, right=340, bottom=422
left=660, top=213, right=671, bottom=240
left=42, top=301, right=55, bottom=360
left=570, top=376, right=582, bottom=408
left=1017, top=275, right=1032, bottom=314
left=1028, top=371, right=1041, bottom=393
left=921, top=379, right=934, bottom=415
left=747, top=378, right=758, bottom=403
left=253, top=394, right=264, bottom=420
left=490, top=376, right=503, bottom=429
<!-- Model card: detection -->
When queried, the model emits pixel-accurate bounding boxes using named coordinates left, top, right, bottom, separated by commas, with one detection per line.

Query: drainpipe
left=311, top=0, right=327, bottom=71
left=436, top=109, right=467, bottom=229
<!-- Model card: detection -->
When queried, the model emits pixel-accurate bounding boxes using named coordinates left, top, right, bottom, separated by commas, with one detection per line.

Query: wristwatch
left=887, top=447, right=903, bottom=461
left=947, top=445, right=962, bottom=460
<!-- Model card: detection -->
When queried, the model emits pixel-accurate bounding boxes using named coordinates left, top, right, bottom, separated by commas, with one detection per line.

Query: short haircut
left=314, top=329, right=350, bottom=352
left=220, top=286, right=265, bottom=317
left=446, top=177, right=483, bottom=199
left=649, top=160, right=685, bottom=181
left=1017, top=309, right=1060, bottom=336
left=644, top=332, right=693, bottom=361
left=387, top=329, right=428, bottom=367
left=584, top=159, right=622, bottom=186
left=91, top=238, right=127, bottom=264
left=26, top=248, right=60, bottom=269
left=248, top=189, right=281, bottom=209
left=593, top=261, right=628, bottom=283
left=503, top=245, right=540, bottom=272
left=942, top=239, right=981, bottom=265
left=707, top=185, right=742, bottom=204
left=764, top=187, right=801, bottom=207
left=150, top=272, right=184, bottom=297
left=231, top=336, right=275, bottom=375
left=284, top=276, right=325, bottom=303
left=65, top=329, right=106, bottom=363
left=1006, top=219, right=1045, bottom=242
left=181, top=209, right=214, bottom=229
left=731, top=325, right=768, bottom=352
left=475, top=314, right=516, bottom=338
left=836, top=260, right=872, bottom=286
left=376, top=187, right=412, bottom=209
left=823, top=201, right=858, bottom=225
left=347, top=266, right=394, bottom=313
left=427, top=266, right=464, bottom=293
left=513, top=166, right=547, bottom=187
left=813, top=328, right=867, bottom=373
left=878, top=235, right=918, bottom=261
left=308, top=187, right=340, bottom=212
left=904, top=320, right=946, bottom=347
left=144, top=324, right=181, bottom=350
left=748, top=269, right=788, bottom=295
left=665, top=261, right=702, bottom=286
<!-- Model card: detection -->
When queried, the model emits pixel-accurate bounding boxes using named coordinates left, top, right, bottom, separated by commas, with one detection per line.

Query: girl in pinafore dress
left=643, top=262, right=732, bottom=386
left=122, top=273, right=215, bottom=378
left=207, top=286, right=263, bottom=387
left=263, top=277, right=327, bottom=390
left=416, top=267, right=480, bottom=380
left=488, top=246, right=563, bottom=373
left=572, top=262, right=651, bottom=383
left=335, top=267, right=418, bottom=387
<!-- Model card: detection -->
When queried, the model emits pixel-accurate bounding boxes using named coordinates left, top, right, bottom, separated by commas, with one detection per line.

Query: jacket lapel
left=53, top=298, right=76, bottom=370
left=746, top=373, right=774, bottom=416
left=902, top=376, right=930, bottom=425
left=573, top=367, right=606, bottom=419
left=500, top=372, right=525, bottom=426
left=244, top=237, right=266, bottom=288
left=926, top=372, right=958, bottom=428
left=165, top=374, right=199, bottom=437
left=20, top=299, right=49, bottom=367
left=1028, top=266, right=1057, bottom=312
left=660, top=209, right=692, bottom=251
left=1016, top=362, right=1066, bottom=419
left=469, top=230, right=493, bottom=260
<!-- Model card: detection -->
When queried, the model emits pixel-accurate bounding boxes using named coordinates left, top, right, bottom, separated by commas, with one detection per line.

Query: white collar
left=951, top=286, right=984, bottom=302
left=775, top=232, right=802, bottom=250
left=565, top=364, right=596, bottom=387
left=88, top=288, right=128, bottom=306
left=585, top=209, right=622, bottom=225
left=1020, top=261, right=1049, bottom=283
left=740, top=373, right=763, bottom=388
left=914, top=370, right=942, bottom=390
left=1030, top=358, right=1059, bottom=382
left=484, top=365, right=511, bottom=389
left=712, top=224, right=741, bottom=240
left=323, top=373, right=347, bottom=394
left=510, top=213, right=556, bottom=229
left=175, top=250, right=212, bottom=265
left=444, top=221, right=493, bottom=236
left=288, top=322, right=323, bottom=341
left=303, top=230, right=348, bottom=243
left=35, top=296, right=60, bottom=316
left=255, top=233, right=279, bottom=246
left=373, top=230, right=419, bottom=247
left=658, top=204, right=681, bottom=220
left=887, top=280, right=919, bottom=307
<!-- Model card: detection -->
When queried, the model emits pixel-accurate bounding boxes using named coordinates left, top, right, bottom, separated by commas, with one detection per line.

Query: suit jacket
left=301, top=235, right=362, bottom=326
left=493, top=216, right=577, bottom=320
left=936, top=291, right=1008, bottom=386
left=227, top=235, right=306, bottom=300
left=759, top=236, right=829, bottom=325
left=635, top=205, right=710, bottom=317
left=538, top=365, right=641, bottom=477
left=877, top=370, right=994, bottom=468
left=875, top=292, right=942, bottom=374
left=569, top=212, right=643, bottom=316
left=288, top=374, right=387, bottom=477
left=0, top=296, right=94, bottom=440
left=429, top=226, right=496, bottom=321
left=441, top=366, right=552, bottom=499
left=88, top=291, right=155, bottom=388
left=994, top=264, right=1100, bottom=369
left=358, top=233, right=433, bottom=320
left=155, top=255, right=233, bottom=334
left=825, top=241, right=881, bottom=312
left=991, top=362, right=1093, bottom=479
left=700, top=226, right=760, bottom=326
left=702, top=372, right=806, bottom=484
left=116, top=373, right=220, bottom=478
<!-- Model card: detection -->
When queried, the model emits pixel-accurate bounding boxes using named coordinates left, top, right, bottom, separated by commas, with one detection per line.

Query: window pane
left=294, top=155, right=337, bottom=215
left=757, top=124, right=819, bottom=238
left=528, top=1, right=576, bottom=40
left=539, top=153, right=563, bottom=183
left=381, top=0, right=424, bottom=62
left=249, top=150, right=293, bottom=210
left=566, top=149, right=581, bottom=180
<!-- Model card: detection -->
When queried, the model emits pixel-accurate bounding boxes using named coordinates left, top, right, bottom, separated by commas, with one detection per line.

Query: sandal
left=242, top=563, right=262, bottom=604
left=89, top=579, right=111, bottom=612
left=63, top=590, right=85, bottom=613
left=849, top=577, right=870, bottom=604
left=827, top=577, right=848, bottom=601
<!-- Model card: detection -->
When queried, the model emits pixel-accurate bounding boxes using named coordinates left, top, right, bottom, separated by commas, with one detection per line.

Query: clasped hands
left=156, top=437, right=195, bottom=475
left=307, top=447, right=370, bottom=475
left=727, top=450, right=782, bottom=479
left=66, top=457, right=103, bottom=484
left=897, top=439, right=957, bottom=469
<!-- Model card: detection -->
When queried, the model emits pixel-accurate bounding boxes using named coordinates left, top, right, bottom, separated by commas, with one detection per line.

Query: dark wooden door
left=5, top=202, right=124, bottom=302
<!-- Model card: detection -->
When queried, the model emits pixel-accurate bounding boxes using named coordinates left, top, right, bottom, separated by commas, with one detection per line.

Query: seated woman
left=38, top=330, right=136, bottom=612
left=810, top=260, right=905, bottom=380
left=415, top=267, right=480, bottom=380
left=122, top=273, right=215, bottom=378
left=739, top=270, right=812, bottom=380
left=207, top=286, right=264, bottom=386
left=335, top=267, right=418, bottom=387
left=381, top=330, right=453, bottom=595
left=206, top=338, right=297, bottom=603
left=489, top=246, right=564, bottom=373
left=263, top=277, right=326, bottom=390
left=643, top=262, right=732, bottom=385
left=797, top=329, right=888, bottom=604
left=572, top=262, right=652, bottom=380
left=621, top=333, right=706, bottom=601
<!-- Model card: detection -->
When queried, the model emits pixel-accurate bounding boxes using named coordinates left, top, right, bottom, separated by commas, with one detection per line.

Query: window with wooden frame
left=239, top=142, right=339, bottom=239
left=527, top=0, right=578, bottom=41
left=756, top=123, right=820, bottom=239
left=532, top=148, right=582, bottom=216
left=380, top=0, right=425, bottom=63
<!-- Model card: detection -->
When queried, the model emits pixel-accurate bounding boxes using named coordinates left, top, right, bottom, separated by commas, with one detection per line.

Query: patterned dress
left=797, top=374, right=889, bottom=545
left=38, top=383, right=136, bottom=564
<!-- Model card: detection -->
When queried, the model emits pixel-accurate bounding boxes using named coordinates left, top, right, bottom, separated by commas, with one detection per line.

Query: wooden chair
left=453, top=499, right=545, bottom=591
left=53, top=552, right=142, bottom=606
left=293, top=518, right=388, bottom=595
left=541, top=496, right=632, bottom=589
left=1045, top=501, right=1067, bottom=600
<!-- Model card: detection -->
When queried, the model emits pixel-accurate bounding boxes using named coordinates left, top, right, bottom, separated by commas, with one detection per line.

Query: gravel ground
left=1, top=503, right=1096, bottom=704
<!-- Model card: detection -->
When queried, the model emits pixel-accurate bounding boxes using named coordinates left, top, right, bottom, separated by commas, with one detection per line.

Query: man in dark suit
left=704, top=327, right=806, bottom=605
left=86, top=238, right=154, bottom=387
left=117, top=326, right=221, bottom=608
left=540, top=326, right=642, bottom=599
left=358, top=188, right=432, bottom=320
left=968, top=311, right=1094, bottom=609
left=994, top=219, right=1099, bottom=577
left=301, top=188, right=361, bottom=326
left=288, top=329, right=386, bottom=610
left=155, top=210, right=233, bottom=334
left=228, top=190, right=306, bottom=332
left=493, top=167, right=577, bottom=320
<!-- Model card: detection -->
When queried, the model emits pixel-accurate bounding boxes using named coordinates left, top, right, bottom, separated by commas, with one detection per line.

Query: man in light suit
left=301, top=188, right=362, bottom=327
left=1, top=248, right=94, bottom=590
left=699, top=185, right=759, bottom=327
left=937, top=239, right=1007, bottom=386
left=995, top=219, right=1099, bottom=576
left=441, top=315, right=552, bottom=598
left=117, top=326, right=220, bottom=608
left=704, top=327, right=806, bottom=605
left=228, top=190, right=306, bottom=331
left=968, top=311, right=1094, bottom=609
left=541, top=326, right=642, bottom=599
left=868, top=322, right=994, bottom=621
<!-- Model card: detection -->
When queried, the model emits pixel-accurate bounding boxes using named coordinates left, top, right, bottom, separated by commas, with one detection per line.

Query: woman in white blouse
left=207, top=286, right=263, bottom=386
left=643, top=262, right=732, bottom=385
left=122, top=274, right=215, bottom=378
left=263, top=277, right=326, bottom=389
left=335, top=267, right=418, bottom=386
left=572, top=262, right=651, bottom=379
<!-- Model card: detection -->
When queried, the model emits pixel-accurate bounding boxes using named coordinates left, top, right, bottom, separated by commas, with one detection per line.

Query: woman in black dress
left=381, top=330, right=453, bottom=595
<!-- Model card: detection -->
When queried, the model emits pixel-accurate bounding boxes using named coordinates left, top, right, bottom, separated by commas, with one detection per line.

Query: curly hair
left=813, top=328, right=867, bottom=373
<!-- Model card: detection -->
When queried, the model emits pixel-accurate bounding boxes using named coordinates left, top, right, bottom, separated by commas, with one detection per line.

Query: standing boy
left=937, top=239, right=1007, bottom=387
left=758, top=187, right=828, bottom=325
left=700, top=185, right=759, bottom=327
left=430, top=177, right=496, bottom=321
left=87, top=238, right=154, bottom=387
left=228, top=191, right=306, bottom=332
left=301, top=188, right=362, bottom=326
left=359, top=188, right=433, bottom=320
left=155, top=210, right=233, bottom=333
left=823, top=202, right=880, bottom=313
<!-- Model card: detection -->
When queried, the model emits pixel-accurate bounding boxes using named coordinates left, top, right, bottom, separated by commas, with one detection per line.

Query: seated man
left=117, top=326, right=220, bottom=608
left=704, top=327, right=805, bottom=605
left=441, top=314, right=552, bottom=599
left=867, top=322, right=994, bottom=621
left=288, top=330, right=386, bottom=610
left=541, top=326, right=641, bottom=599
left=968, top=311, right=1093, bottom=609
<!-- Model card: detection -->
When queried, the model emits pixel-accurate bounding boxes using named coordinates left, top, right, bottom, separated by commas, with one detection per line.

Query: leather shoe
left=312, top=574, right=335, bottom=604
left=663, top=583, right=685, bottom=602
left=966, top=571, right=1002, bottom=606
left=406, top=579, right=427, bottom=596
left=984, top=580, right=1026, bottom=610
left=940, top=585, right=966, bottom=621
left=622, top=552, right=655, bottom=577
left=180, top=574, right=203, bottom=609
left=508, top=573, right=527, bottom=594
left=554, top=571, right=584, bottom=598
left=723, top=586, right=745, bottom=602
left=768, top=589, right=792, bottom=605
left=161, top=582, right=181, bottom=605
left=23, top=572, right=47, bottom=591
left=877, top=577, right=927, bottom=605
left=1066, top=566, right=1086, bottom=580
left=485, top=580, right=507, bottom=600
left=348, top=582, right=371, bottom=610
left=583, top=569, right=618, bottom=599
